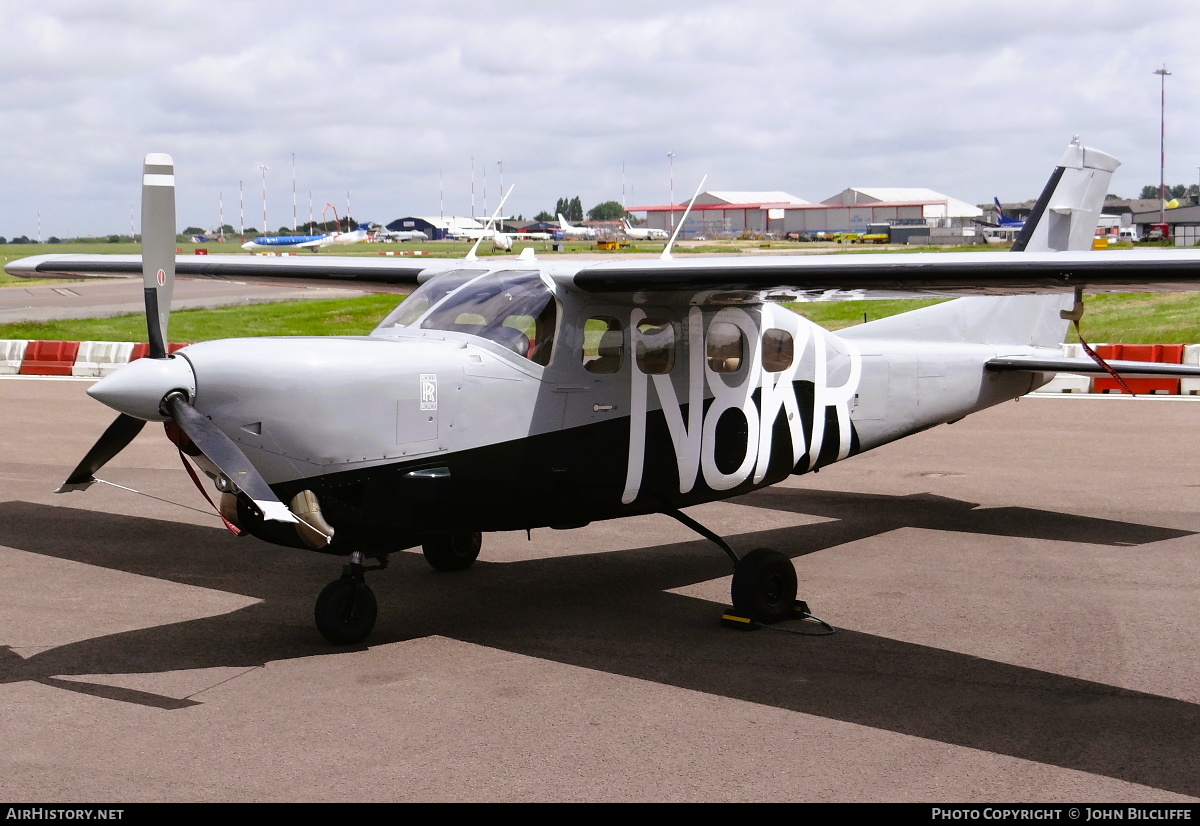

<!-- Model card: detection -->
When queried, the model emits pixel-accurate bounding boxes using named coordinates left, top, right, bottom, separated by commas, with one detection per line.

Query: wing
left=567, top=248, right=1200, bottom=299
left=4, top=253, right=458, bottom=295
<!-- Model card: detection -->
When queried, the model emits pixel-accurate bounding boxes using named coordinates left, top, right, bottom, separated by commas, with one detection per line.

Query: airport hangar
left=629, top=188, right=983, bottom=237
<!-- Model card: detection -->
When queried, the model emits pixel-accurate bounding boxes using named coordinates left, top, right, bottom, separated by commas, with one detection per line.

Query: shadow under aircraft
left=1, top=489, right=1197, bottom=797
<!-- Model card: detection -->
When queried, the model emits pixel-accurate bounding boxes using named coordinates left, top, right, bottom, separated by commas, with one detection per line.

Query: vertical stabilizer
left=1012, top=138, right=1120, bottom=253
left=844, top=139, right=1119, bottom=348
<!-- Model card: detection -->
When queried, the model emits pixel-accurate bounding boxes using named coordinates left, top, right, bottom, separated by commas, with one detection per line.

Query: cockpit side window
left=418, top=270, right=557, bottom=364
left=373, top=269, right=487, bottom=331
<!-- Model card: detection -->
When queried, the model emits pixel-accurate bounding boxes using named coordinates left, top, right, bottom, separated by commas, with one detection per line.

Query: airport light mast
left=667, top=151, right=676, bottom=230
left=1155, top=65, right=1171, bottom=225
left=259, top=164, right=269, bottom=235
left=291, top=153, right=297, bottom=233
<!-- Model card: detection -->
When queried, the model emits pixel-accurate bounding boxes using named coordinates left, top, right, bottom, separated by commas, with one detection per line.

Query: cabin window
left=417, top=270, right=557, bottom=365
left=761, top=329, right=794, bottom=372
left=583, top=317, right=623, bottom=374
left=706, top=321, right=744, bottom=373
left=635, top=318, right=676, bottom=374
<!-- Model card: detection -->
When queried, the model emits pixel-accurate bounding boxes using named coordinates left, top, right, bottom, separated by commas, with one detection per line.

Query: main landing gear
left=421, top=531, right=482, bottom=572
left=664, top=510, right=828, bottom=632
left=314, top=532, right=483, bottom=645
left=730, top=547, right=799, bottom=624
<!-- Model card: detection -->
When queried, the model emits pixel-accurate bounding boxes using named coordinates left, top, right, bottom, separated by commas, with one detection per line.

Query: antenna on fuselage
left=465, top=184, right=515, bottom=262
left=661, top=174, right=707, bottom=260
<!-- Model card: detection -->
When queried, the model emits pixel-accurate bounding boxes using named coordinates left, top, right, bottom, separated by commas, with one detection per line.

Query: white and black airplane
left=557, top=213, right=597, bottom=239
left=12, top=139, right=1200, bottom=645
left=623, top=219, right=670, bottom=241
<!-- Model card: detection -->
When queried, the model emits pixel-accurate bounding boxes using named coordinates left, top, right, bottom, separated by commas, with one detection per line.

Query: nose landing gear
left=314, top=553, right=385, bottom=645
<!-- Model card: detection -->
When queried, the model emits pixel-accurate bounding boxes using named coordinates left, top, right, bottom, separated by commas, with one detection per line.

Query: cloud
left=3, top=0, right=1199, bottom=236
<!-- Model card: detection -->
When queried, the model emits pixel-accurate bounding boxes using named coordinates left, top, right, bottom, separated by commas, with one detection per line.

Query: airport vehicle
left=859, top=223, right=891, bottom=244
left=557, top=213, right=597, bottom=239
left=623, top=219, right=669, bottom=241
left=13, top=140, right=1200, bottom=646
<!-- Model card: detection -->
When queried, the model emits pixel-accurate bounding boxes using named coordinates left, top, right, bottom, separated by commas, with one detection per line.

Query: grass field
left=1, top=291, right=1198, bottom=344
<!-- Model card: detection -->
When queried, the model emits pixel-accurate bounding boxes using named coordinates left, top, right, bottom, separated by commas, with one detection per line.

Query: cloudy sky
left=3, top=0, right=1199, bottom=238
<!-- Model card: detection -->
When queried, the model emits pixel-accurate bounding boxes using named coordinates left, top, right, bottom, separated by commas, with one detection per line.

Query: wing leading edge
left=568, top=249, right=1200, bottom=297
left=3, top=253, right=447, bottom=294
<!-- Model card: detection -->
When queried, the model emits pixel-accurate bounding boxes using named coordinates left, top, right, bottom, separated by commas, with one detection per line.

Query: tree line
left=533, top=198, right=630, bottom=223
left=1139, top=184, right=1200, bottom=200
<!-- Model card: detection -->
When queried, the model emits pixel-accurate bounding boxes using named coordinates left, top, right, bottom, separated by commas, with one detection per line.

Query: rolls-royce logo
left=420, top=374, right=438, bottom=411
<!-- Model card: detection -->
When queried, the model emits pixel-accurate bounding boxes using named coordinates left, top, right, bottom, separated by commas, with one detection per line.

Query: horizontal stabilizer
left=986, top=356, right=1200, bottom=378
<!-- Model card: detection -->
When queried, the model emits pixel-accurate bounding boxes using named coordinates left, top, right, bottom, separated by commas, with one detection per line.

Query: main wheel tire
left=731, top=548, right=797, bottom=624
left=314, top=577, right=377, bottom=645
left=422, top=532, right=482, bottom=572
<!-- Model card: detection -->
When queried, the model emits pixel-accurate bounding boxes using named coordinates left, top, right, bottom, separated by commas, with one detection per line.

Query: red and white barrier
left=0, top=339, right=28, bottom=375
left=1, top=340, right=189, bottom=377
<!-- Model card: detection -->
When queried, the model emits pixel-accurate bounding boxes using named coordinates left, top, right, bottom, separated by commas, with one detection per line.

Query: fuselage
left=88, top=262, right=1049, bottom=555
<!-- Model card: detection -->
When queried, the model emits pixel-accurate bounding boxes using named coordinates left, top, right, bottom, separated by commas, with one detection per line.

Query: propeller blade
left=141, top=153, right=176, bottom=359
left=163, top=394, right=297, bottom=524
left=57, top=414, right=146, bottom=493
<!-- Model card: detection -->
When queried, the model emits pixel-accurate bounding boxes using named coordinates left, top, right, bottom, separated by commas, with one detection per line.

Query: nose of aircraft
left=88, top=354, right=197, bottom=422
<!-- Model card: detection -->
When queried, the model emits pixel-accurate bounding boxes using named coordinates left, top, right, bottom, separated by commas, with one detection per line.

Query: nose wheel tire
left=731, top=548, right=798, bottom=624
left=314, top=576, right=377, bottom=645
left=422, top=532, right=482, bottom=572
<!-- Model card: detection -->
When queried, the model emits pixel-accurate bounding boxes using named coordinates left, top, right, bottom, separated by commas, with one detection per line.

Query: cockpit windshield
left=374, top=269, right=557, bottom=366
left=373, top=269, right=486, bottom=331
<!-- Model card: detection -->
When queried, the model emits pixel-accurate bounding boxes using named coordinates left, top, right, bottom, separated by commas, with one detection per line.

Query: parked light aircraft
left=623, top=219, right=669, bottom=241
left=13, top=139, right=1200, bottom=646
left=558, top=213, right=596, bottom=238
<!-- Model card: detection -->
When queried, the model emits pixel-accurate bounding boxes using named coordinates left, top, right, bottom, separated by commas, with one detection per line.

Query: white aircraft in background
left=323, top=228, right=370, bottom=246
left=558, top=214, right=596, bottom=239
left=373, top=227, right=430, bottom=242
left=623, top=219, right=669, bottom=241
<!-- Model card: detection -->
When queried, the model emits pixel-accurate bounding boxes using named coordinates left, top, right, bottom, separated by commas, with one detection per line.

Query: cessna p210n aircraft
left=13, top=140, right=1200, bottom=645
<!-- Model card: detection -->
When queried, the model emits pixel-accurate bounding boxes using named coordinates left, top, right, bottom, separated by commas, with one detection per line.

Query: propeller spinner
left=59, top=154, right=297, bottom=526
